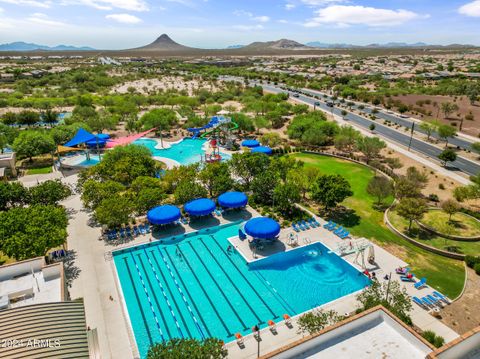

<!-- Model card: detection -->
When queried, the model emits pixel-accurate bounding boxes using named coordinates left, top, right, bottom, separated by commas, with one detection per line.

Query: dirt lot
left=390, top=94, right=480, bottom=138
left=439, top=267, right=480, bottom=334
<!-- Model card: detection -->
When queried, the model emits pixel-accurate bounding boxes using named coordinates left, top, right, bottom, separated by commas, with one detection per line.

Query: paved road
left=300, top=88, right=476, bottom=151
left=257, top=82, right=480, bottom=177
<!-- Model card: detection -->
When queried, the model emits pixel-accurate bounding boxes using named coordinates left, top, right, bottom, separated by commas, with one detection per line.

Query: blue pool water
left=113, top=222, right=370, bottom=358
left=134, top=138, right=231, bottom=166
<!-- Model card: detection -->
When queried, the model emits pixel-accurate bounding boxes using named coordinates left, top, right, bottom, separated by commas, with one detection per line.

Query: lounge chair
left=139, top=224, right=146, bottom=235
left=300, top=220, right=310, bottom=229
left=414, top=278, right=427, bottom=289
left=432, top=291, right=450, bottom=304
left=180, top=217, right=189, bottom=225
left=133, top=225, right=140, bottom=236
left=112, top=229, right=119, bottom=239
left=268, top=320, right=277, bottom=333
left=234, top=333, right=244, bottom=346
left=334, top=226, right=344, bottom=235
left=329, top=224, right=338, bottom=232
left=297, top=221, right=306, bottom=231
left=421, top=296, right=435, bottom=307
left=401, top=274, right=415, bottom=282
left=339, top=231, right=350, bottom=239
left=311, top=217, right=320, bottom=227
left=214, top=208, right=223, bottom=216
left=426, top=295, right=442, bottom=306
left=145, top=223, right=151, bottom=233
left=292, top=223, right=300, bottom=233
left=412, top=296, right=427, bottom=308
left=323, top=220, right=333, bottom=229
left=119, top=227, right=126, bottom=238
left=396, top=267, right=409, bottom=275
left=126, top=226, right=132, bottom=237
left=283, top=314, right=292, bottom=326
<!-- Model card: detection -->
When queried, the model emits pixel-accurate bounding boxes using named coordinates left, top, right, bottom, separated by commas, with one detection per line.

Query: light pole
left=408, top=122, right=415, bottom=151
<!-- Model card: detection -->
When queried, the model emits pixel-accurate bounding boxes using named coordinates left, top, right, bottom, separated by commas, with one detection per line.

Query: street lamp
left=408, top=122, right=415, bottom=151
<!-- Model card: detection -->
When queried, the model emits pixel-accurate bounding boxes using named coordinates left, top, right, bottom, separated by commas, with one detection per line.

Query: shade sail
left=57, top=145, right=79, bottom=153
left=251, top=146, right=273, bottom=155
left=218, top=191, right=248, bottom=209
left=106, top=128, right=156, bottom=148
left=64, top=128, right=96, bottom=147
left=244, top=217, right=280, bottom=239
left=184, top=198, right=216, bottom=217
left=241, top=139, right=260, bottom=148
left=147, top=205, right=181, bottom=225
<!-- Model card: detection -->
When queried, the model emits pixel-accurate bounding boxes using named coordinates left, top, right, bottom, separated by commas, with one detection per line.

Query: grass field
left=291, top=152, right=465, bottom=298
left=25, top=166, right=53, bottom=175
left=421, top=210, right=480, bottom=238
left=388, top=210, right=480, bottom=256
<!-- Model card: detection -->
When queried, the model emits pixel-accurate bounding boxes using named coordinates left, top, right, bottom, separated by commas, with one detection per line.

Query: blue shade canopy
left=244, top=217, right=281, bottom=239
left=64, top=128, right=96, bottom=147
left=218, top=192, right=248, bottom=209
left=241, top=139, right=260, bottom=148
left=184, top=198, right=216, bottom=216
left=251, top=146, right=273, bottom=155
left=147, top=205, right=181, bottom=225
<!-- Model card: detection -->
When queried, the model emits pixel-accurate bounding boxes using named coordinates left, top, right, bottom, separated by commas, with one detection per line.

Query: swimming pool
left=113, top=222, right=369, bottom=358
left=61, top=154, right=101, bottom=167
left=134, top=138, right=231, bottom=166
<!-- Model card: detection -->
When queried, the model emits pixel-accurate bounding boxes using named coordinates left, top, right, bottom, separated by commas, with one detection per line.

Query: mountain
left=306, top=42, right=359, bottom=49
left=306, top=41, right=474, bottom=49
left=130, top=34, right=194, bottom=52
left=0, top=41, right=95, bottom=51
left=226, top=44, right=245, bottom=49
left=241, top=39, right=309, bottom=51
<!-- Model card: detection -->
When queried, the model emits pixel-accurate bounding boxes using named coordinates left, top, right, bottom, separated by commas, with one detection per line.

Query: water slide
left=187, top=116, right=236, bottom=139
left=200, top=120, right=238, bottom=139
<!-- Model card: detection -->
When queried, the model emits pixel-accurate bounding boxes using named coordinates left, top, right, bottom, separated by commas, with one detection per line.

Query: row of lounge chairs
left=413, top=291, right=450, bottom=310
left=323, top=221, right=350, bottom=239
left=105, top=223, right=151, bottom=240
left=234, top=314, right=292, bottom=347
left=396, top=267, right=427, bottom=288
left=292, top=218, right=320, bottom=232
left=48, top=249, right=68, bottom=262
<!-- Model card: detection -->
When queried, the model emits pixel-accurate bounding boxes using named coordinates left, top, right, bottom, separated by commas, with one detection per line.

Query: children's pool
left=61, top=154, right=101, bottom=167
left=134, top=138, right=231, bottom=166
left=113, top=222, right=369, bottom=358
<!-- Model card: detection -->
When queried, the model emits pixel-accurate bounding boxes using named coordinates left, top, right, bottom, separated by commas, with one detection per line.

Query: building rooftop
left=0, top=257, right=64, bottom=310
left=263, top=306, right=433, bottom=359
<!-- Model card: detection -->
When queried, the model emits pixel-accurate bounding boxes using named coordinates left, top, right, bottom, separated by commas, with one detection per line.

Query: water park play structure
left=187, top=116, right=238, bottom=145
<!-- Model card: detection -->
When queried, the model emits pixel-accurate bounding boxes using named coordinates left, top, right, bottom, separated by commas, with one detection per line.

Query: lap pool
left=113, top=222, right=369, bottom=358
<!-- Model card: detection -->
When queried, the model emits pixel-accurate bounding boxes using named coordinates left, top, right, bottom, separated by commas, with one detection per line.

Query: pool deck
left=59, top=177, right=459, bottom=359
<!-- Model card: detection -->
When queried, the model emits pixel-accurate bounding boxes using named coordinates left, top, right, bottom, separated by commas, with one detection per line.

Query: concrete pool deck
left=60, top=179, right=458, bottom=359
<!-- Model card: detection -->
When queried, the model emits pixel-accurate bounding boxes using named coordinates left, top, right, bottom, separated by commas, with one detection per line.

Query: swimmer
left=227, top=245, right=232, bottom=253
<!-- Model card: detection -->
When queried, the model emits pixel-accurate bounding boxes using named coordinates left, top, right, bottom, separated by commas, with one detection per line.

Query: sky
left=0, top=0, right=480, bottom=49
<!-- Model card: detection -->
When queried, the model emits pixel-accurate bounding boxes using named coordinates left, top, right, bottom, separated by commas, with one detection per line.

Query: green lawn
left=25, top=166, right=53, bottom=175
left=389, top=210, right=480, bottom=256
left=421, top=210, right=480, bottom=238
left=291, top=153, right=465, bottom=298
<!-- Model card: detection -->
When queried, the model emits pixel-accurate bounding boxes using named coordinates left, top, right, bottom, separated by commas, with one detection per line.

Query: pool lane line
left=198, top=239, right=265, bottom=324
left=162, top=247, right=210, bottom=338
left=210, top=237, right=280, bottom=320
left=135, top=253, right=175, bottom=339
left=125, top=255, right=164, bottom=342
left=149, top=250, right=195, bottom=339
left=142, top=249, right=185, bottom=339
left=185, top=241, right=249, bottom=331
left=173, top=245, right=233, bottom=337
left=253, top=269, right=297, bottom=316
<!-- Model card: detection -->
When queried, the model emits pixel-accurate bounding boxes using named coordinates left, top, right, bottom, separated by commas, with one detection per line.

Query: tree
left=42, top=108, right=58, bottom=126
left=367, top=176, right=393, bottom=205
left=273, top=181, right=301, bottom=217
left=198, top=162, right=233, bottom=197
left=12, top=131, right=55, bottom=161
left=437, top=125, right=457, bottom=147
left=260, top=132, right=281, bottom=148
left=229, top=152, right=270, bottom=190
left=129, top=176, right=165, bottom=215
left=251, top=170, right=279, bottom=206
left=81, top=180, right=125, bottom=210
left=311, top=174, right=353, bottom=210
left=0, top=205, right=68, bottom=260
left=0, top=182, right=29, bottom=211
left=94, top=195, right=134, bottom=228
left=471, top=142, right=480, bottom=155
left=297, top=309, right=343, bottom=335
left=174, top=181, right=207, bottom=205
left=438, top=149, right=457, bottom=167
left=147, top=338, right=227, bottom=359
left=17, top=110, right=39, bottom=126
left=396, top=198, right=428, bottom=230
left=287, top=167, right=320, bottom=200
left=440, top=102, right=458, bottom=119
left=441, top=199, right=460, bottom=222
left=419, top=121, right=437, bottom=141
left=140, top=108, right=177, bottom=139
left=340, top=110, right=348, bottom=119
left=356, top=280, right=412, bottom=325
left=334, top=125, right=360, bottom=152
left=356, top=136, right=386, bottom=163
left=369, top=123, right=376, bottom=132
left=29, top=180, right=72, bottom=206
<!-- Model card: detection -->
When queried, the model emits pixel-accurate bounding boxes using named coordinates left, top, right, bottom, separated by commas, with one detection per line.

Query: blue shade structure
left=217, top=191, right=248, bottom=209
left=184, top=198, right=216, bottom=217
left=244, top=217, right=281, bottom=239
left=147, top=205, right=181, bottom=225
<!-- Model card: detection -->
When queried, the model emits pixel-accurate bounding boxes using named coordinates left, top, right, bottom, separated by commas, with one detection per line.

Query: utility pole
left=408, top=122, right=415, bottom=151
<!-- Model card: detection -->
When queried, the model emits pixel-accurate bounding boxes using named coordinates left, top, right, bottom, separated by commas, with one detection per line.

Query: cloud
left=305, top=5, right=424, bottom=27
left=61, top=0, right=149, bottom=12
left=0, top=0, right=51, bottom=8
left=27, top=12, right=66, bottom=26
left=459, top=0, right=480, bottom=17
left=234, top=9, right=270, bottom=22
left=285, top=3, right=295, bottom=10
left=301, top=0, right=345, bottom=5
left=106, top=13, right=142, bottom=23
left=232, top=24, right=264, bottom=31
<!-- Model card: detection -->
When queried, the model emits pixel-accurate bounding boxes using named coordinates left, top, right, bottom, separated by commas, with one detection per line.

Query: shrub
left=439, top=183, right=445, bottom=190
left=465, top=255, right=480, bottom=268
left=422, top=330, right=445, bottom=348
left=475, top=263, right=480, bottom=276
left=428, top=194, right=440, bottom=202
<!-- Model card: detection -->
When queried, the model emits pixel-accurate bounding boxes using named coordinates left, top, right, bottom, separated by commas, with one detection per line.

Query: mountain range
left=0, top=41, right=95, bottom=51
